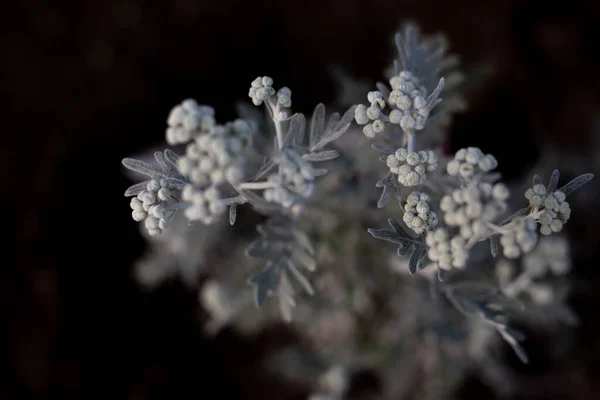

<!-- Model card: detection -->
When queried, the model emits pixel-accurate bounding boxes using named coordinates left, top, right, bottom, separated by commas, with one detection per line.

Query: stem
left=407, top=132, right=416, bottom=153
left=266, top=100, right=285, bottom=150
left=238, top=181, right=274, bottom=190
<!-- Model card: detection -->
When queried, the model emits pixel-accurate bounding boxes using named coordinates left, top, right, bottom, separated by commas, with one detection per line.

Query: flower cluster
left=176, top=119, right=250, bottom=187
left=523, top=235, right=570, bottom=278
left=130, top=179, right=177, bottom=235
left=386, top=148, right=438, bottom=186
left=264, top=149, right=315, bottom=208
left=446, top=147, right=498, bottom=179
left=440, top=182, right=509, bottom=241
left=166, top=99, right=216, bottom=145
left=426, top=228, right=469, bottom=270
left=499, top=218, right=538, bottom=259
left=180, top=183, right=226, bottom=225
left=525, top=185, right=571, bottom=235
left=354, top=71, right=444, bottom=137
left=402, top=191, right=438, bottom=235
left=248, top=76, right=292, bottom=109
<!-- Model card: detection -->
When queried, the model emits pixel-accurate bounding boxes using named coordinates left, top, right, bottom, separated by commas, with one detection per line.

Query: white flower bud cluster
left=166, top=99, right=216, bottom=145
left=499, top=218, right=538, bottom=259
left=354, top=91, right=387, bottom=138
left=264, top=149, right=315, bottom=208
left=425, top=228, right=469, bottom=270
left=388, top=71, right=430, bottom=131
left=177, top=119, right=252, bottom=187
left=386, top=148, right=438, bottom=186
left=524, top=186, right=571, bottom=235
left=523, top=235, right=570, bottom=278
left=440, top=182, right=509, bottom=240
left=181, top=183, right=226, bottom=225
left=130, top=179, right=176, bottom=235
left=402, top=191, right=438, bottom=235
left=354, top=71, right=440, bottom=137
left=446, top=147, right=498, bottom=179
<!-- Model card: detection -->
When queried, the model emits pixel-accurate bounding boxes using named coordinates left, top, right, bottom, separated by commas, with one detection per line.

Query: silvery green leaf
left=291, top=228, right=315, bottom=255
left=302, top=150, right=339, bottom=162
left=309, top=103, right=326, bottom=149
left=246, top=240, right=272, bottom=259
left=278, top=272, right=296, bottom=322
left=310, top=105, right=356, bottom=151
left=438, top=269, right=446, bottom=281
left=163, top=149, right=180, bottom=167
left=229, top=204, right=237, bottom=225
left=408, top=246, right=427, bottom=274
left=286, top=260, right=314, bottom=295
left=379, top=155, right=389, bottom=162
left=558, top=173, right=594, bottom=196
left=292, top=248, right=316, bottom=272
left=547, top=169, right=560, bottom=192
left=533, top=175, right=542, bottom=186
left=368, top=228, right=403, bottom=244
left=124, top=181, right=150, bottom=197
left=281, top=113, right=301, bottom=149
left=372, top=144, right=396, bottom=154
left=122, top=158, right=169, bottom=179
left=490, top=235, right=499, bottom=257
left=154, top=151, right=169, bottom=171
left=313, top=168, right=328, bottom=176
left=248, top=263, right=279, bottom=307
left=294, top=114, right=307, bottom=146
left=376, top=172, right=395, bottom=208
left=397, top=243, right=414, bottom=256
left=499, top=328, right=529, bottom=364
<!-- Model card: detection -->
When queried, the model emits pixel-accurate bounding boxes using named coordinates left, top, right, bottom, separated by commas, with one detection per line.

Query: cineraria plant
left=359, top=25, right=593, bottom=362
left=121, top=21, right=594, bottom=397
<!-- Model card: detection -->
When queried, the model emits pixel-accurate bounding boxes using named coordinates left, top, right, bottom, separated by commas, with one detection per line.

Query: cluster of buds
left=426, top=228, right=469, bottom=270
left=386, top=148, right=438, bottom=186
left=264, top=148, right=315, bottom=208
left=248, top=76, right=292, bottom=109
left=181, top=183, right=226, bottom=225
left=177, top=119, right=251, bottom=187
left=402, top=191, right=438, bottom=235
left=525, top=185, right=571, bottom=235
left=130, top=179, right=177, bottom=235
left=498, top=218, right=538, bottom=259
left=446, top=147, right=498, bottom=180
left=165, top=99, right=216, bottom=145
left=440, top=182, right=509, bottom=241
left=354, top=71, right=444, bottom=137
left=523, top=235, right=570, bottom=278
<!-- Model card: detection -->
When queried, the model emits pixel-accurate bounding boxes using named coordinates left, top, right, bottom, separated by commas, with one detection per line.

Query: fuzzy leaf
left=124, top=181, right=150, bottom=197
left=294, top=114, right=307, bottom=146
left=302, top=150, right=339, bottom=162
left=310, top=105, right=356, bottom=151
left=286, top=260, right=314, bottom=295
left=368, top=228, right=403, bottom=244
left=229, top=204, right=237, bottom=225
left=248, top=263, right=279, bottom=307
left=557, top=173, right=594, bottom=196
left=547, top=169, right=560, bottom=192
left=533, top=175, right=542, bottom=186
left=490, top=235, right=499, bottom=257
left=372, top=144, right=396, bottom=155
left=122, top=158, right=169, bottom=179
left=163, top=149, right=180, bottom=167
left=408, top=246, right=426, bottom=274
left=309, top=103, right=326, bottom=148
left=313, top=168, right=328, bottom=176
left=281, top=113, right=301, bottom=149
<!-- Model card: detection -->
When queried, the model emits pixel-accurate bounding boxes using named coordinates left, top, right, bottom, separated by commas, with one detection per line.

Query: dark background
left=4, top=0, right=600, bottom=398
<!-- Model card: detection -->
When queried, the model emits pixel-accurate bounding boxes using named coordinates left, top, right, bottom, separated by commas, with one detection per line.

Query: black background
left=4, top=0, right=600, bottom=398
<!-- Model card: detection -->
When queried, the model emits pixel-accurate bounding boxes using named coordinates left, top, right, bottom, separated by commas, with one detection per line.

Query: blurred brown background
left=4, top=0, right=600, bottom=398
